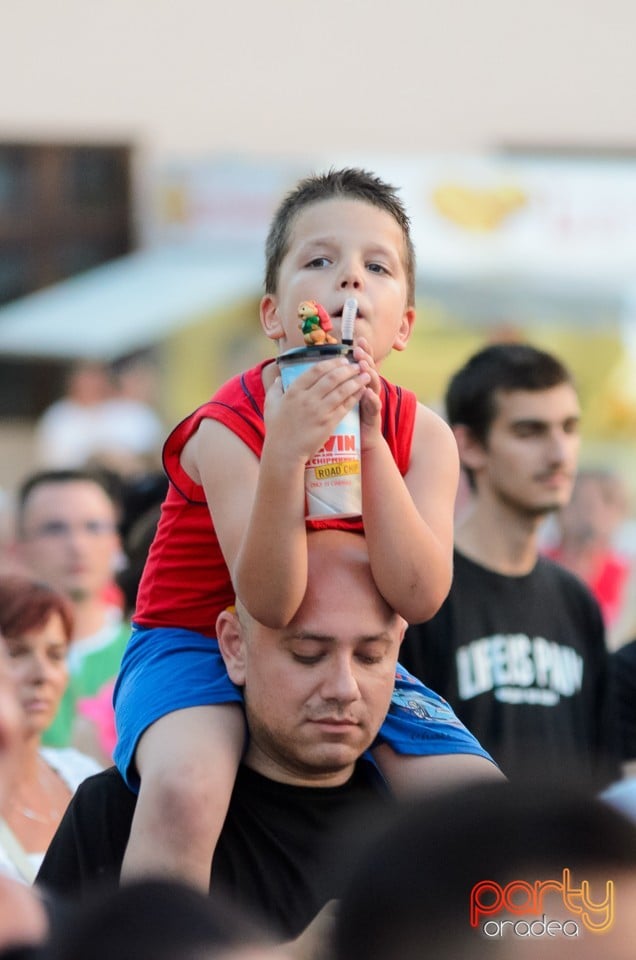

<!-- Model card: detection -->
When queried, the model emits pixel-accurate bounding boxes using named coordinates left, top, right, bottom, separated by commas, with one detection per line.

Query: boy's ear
left=391, top=306, right=416, bottom=352
left=260, top=294, right=285, bottom=342
left=453, top=424, right=487, bottom=474
left=216, top=609, right=247, bottom=686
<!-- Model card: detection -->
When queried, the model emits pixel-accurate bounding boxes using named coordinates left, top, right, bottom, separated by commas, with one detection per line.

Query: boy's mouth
left=332, top=305, right=364, bottom=321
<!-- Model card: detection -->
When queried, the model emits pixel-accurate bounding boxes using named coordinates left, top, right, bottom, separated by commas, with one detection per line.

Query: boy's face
left=260, top=198, right=415, bottom=364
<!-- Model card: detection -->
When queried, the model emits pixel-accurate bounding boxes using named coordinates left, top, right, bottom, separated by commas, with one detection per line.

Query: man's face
left=17, top=481, right=120, bottom=604
left=464, top=384, right=581, bottom=518
left=260, top=198, right=415, bottom=363
left=221, top=534, right=405, bottom=785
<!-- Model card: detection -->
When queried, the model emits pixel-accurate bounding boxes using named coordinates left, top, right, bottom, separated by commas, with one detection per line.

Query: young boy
left=114, top=168, right=496, bottom=889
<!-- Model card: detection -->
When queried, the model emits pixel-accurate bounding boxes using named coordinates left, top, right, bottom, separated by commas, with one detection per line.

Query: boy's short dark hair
left=445, top=342, right=574, bottom=444
left=265, top=167, right=416, bottom=305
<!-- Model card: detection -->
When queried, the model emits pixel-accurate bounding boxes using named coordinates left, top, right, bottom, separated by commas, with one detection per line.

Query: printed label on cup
left=277, top=345, right=362, bottom=520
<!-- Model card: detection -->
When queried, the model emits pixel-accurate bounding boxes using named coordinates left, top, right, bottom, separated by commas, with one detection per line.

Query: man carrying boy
left=38, top=530, right=498, bottom=940
left=115, top=168, right=492, bottom=889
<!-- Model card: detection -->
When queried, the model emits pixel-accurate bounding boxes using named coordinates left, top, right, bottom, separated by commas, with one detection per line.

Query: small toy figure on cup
left=298, top=300, right=338, bottom=345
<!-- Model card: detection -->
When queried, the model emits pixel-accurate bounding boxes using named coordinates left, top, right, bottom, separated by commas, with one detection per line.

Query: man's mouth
left=536, top=471, right=571, bottom=486
left=309, top=716, right=359, bottom=728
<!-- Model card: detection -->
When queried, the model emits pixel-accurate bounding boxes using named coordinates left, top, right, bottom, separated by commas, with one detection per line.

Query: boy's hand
left=353, top=337, right=383, bottom=450
left=264, top=357, right=370, bottom=463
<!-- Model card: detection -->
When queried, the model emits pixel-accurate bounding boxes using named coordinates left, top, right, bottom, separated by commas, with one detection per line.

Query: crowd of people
left=1, top=166, right=636, bottom=959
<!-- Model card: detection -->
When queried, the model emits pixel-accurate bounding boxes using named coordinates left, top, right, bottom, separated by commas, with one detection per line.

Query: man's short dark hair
left=264, top=167, right=416, bottom=305
left=16, top=468, right=122, bottom=534
left=445, top=342, right=574, bottom=444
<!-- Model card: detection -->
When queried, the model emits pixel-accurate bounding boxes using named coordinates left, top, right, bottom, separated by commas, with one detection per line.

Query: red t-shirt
left=134, top=359, right=416, bottom=637
left=547, top=546, right=629, bottom=627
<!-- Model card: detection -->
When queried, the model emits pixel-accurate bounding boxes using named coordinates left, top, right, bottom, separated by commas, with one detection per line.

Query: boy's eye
left=367, top=262, right=389, bottom=275
left=306, top=257, right=331, bottom=269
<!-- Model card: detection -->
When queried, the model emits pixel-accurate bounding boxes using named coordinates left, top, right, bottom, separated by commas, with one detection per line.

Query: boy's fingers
left=286, top=361, right=365, bottom=400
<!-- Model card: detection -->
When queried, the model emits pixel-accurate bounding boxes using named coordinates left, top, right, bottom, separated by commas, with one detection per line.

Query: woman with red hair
left=0, top=575, right=101, bottom=883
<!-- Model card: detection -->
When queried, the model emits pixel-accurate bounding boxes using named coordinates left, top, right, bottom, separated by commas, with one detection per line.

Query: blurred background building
left=1, top=0, right=635, bottom=500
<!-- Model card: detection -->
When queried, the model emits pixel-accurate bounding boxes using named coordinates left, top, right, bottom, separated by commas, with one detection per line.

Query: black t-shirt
left=36, top=761, right=389, bottom=939
left=611, top=638, right=636, bottom=760
left=400, top=551, right=620, bottom=786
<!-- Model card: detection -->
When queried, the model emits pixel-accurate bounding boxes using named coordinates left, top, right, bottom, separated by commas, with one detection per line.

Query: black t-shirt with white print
left=400, top=550, right=620, bottom=786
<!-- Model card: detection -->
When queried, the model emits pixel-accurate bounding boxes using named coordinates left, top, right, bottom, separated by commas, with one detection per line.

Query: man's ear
left=216, top=609, right=247, bottom=686
left=452, top=424, right=487, bottom=474
left=391, top=306, right=416, bottom=352
left=260, top=294, right=285, bottom=342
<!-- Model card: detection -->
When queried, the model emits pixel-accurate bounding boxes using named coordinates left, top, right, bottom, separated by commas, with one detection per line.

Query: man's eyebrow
left=282, top=631, right=335, bottom=644
left=282, top=631, right=394, bottom=646
left=510, top=417, right=550, bottom=427
left=510, top=414, right=581, bottom=428
left=358, top=633, right=394, bottom=647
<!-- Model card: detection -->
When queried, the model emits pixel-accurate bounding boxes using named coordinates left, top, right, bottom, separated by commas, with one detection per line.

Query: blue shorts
left=113, top=623, right=243, bottom=790
left=113, top=626, right=493, bottom=791
left=379, top=664, right=494, bottom=761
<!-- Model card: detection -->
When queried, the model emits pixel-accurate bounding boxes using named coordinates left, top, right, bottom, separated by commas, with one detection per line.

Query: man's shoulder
left=535, top=554, right=605, bottom=613
left=613, top=637, right=636, bottom=669
left=73, top=765, right=135, bottom=805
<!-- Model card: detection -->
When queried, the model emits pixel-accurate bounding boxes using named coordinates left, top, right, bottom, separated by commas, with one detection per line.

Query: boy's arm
left=194, top=416, right=308, bottom=628
left=192, top=358, right=370, bottom=628
left=361, top=401, right=459, bottom=625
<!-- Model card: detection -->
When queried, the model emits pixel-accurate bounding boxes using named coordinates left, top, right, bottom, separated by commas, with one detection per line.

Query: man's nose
left=321, top=656, right=361, bottom=703
left=547, top=429, right=571, bottom=463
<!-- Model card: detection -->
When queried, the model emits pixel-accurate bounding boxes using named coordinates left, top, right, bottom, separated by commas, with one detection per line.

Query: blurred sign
left=147, top=158, right=308, bottom=250
left=365, top=155, right=636, bottom=287
left=149, top=153, right=636, bottom=290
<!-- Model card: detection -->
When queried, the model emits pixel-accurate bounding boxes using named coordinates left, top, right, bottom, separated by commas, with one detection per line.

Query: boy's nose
left=338, top=259, right=364, bottom=290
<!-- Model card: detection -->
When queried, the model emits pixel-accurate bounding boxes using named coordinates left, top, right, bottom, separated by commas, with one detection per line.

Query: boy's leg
left=120, top=703, right=245, bottom=891
left=373, top=744, right=504, bottom=794
left=373, top=664, right=503, bottom=793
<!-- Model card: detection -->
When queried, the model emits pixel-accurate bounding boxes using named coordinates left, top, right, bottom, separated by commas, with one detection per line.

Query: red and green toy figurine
left=298, top=300, right=338, bottom=345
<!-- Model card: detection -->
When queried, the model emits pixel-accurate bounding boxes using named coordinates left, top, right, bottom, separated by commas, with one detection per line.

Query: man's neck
left=243, top=745, right=356, bottom=789
left=71, top=598, right=112, bottom=642
left=455, top=500, right=544, bottom=577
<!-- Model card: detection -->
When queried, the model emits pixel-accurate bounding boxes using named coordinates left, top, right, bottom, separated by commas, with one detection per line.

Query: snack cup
left=277, top=344, right=362, bottom=520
